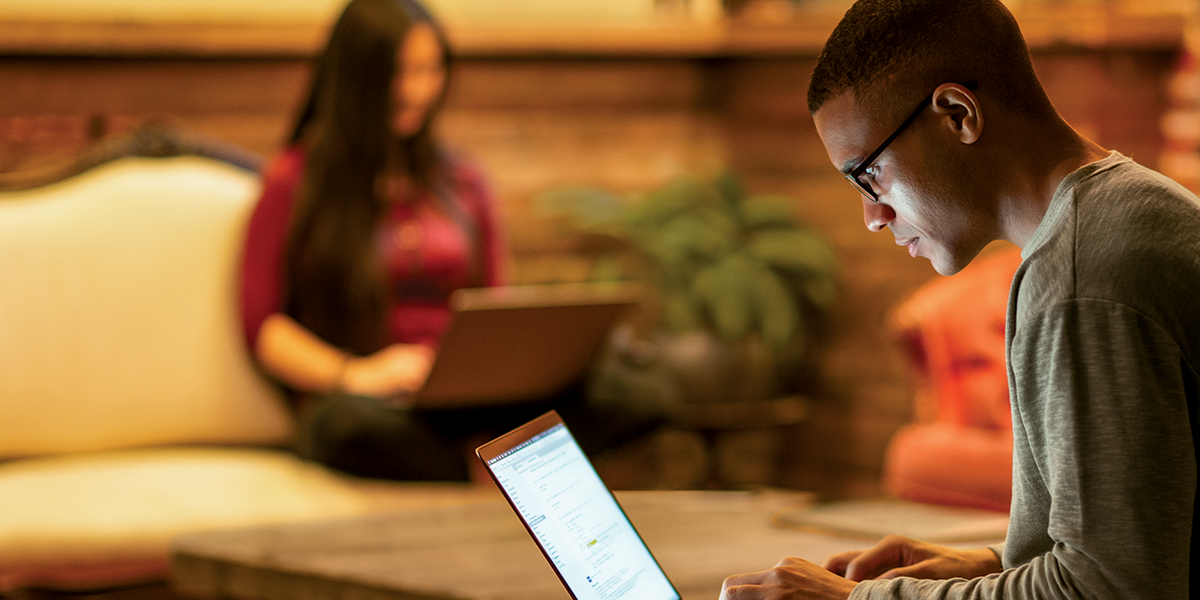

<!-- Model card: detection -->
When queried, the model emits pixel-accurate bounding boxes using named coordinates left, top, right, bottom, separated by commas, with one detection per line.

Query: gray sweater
left=853, top=152, right=1200, bottom=599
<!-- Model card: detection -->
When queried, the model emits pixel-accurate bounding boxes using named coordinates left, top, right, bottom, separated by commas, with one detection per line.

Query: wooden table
left=171, top=490, right=869, bottom=600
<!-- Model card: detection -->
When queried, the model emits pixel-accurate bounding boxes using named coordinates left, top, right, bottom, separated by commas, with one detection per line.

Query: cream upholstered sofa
left=0, top=131, right=494, bottom=594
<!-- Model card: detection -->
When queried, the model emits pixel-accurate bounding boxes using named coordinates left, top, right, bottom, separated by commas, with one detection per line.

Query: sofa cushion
left=0, top=447, right=371, bottom=591
left=0, top=156, right=293, bottom=458
left=0, top=447, right=503, bottom=592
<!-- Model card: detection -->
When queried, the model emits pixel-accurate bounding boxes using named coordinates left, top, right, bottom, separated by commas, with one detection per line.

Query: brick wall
left=0, top=24, right=1182, bottom=493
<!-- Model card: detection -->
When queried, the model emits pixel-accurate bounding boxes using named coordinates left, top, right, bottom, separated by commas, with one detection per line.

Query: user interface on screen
left=478, top=412, right=680, bottom=600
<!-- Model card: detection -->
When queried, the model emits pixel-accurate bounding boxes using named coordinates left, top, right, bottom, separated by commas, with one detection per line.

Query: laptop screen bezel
left=475, top=410, right=681, bottom=600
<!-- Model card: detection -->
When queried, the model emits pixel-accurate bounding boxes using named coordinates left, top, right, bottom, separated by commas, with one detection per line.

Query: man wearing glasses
left=720, top=0, right=1200, bottom=598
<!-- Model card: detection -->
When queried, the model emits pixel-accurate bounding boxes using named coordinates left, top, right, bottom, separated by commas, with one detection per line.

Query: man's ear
left=931, top=82, right=982, bottom=145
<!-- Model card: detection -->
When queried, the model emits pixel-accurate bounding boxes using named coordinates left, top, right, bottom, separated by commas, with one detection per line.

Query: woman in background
left=239, top=0, right=505, bottom=481
left=241, top=0, right=667, bottom=482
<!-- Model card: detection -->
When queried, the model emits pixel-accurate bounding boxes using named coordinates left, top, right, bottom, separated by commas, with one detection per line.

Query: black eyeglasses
left=846, top=81, right=979, bottom=202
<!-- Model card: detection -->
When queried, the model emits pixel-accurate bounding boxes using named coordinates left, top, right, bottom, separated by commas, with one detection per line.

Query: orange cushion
left=883, top=423, right=1012, bottom=513
left=888, top=246, right=1021, bottom=430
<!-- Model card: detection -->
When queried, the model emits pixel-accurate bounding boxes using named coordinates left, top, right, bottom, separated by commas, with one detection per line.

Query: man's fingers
left=720, top=569, right=767, bottom=600
left=720, top=560, right=808, bottom=599
left=724, top=569, right=768, bottom=585
left=875, top=563, right=938, bottom=581
left=875, top=559, right=951, bottom=581
left=822, top=550, right=862, bottom=575
left=775, top=556, right=810, bottom=568
left=720, top=583, right=756, bottom=600
left=843, top=535, right=913, bottom=581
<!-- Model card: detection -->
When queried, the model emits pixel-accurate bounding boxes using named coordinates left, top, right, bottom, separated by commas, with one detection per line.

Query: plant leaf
left=693, top=255, right=754, bottom=341
left=739, top=194, right=799, bottom=230
left=662, top=290, right=701, bottom=333
left=803, top=274, right=840, bottom=309
left=714, top=171, right=745, bottom=204
left=748, top=265, right=798, bottom=348
left=746, top=229, right=838, bottom=277
left=626, top=177, right=727, bottom=228
left=533, top=186, right=627, bottom=230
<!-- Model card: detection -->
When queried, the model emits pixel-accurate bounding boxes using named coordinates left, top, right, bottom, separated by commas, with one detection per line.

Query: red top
left=240, top=146, right=506, bottom=353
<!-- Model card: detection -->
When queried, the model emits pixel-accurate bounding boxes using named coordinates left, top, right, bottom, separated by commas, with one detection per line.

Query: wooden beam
left=0, top=8, right=1184, bottom=59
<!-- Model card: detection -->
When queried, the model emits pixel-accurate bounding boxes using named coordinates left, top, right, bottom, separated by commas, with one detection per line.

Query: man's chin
left=930, top=247, right=985, bottom=276
left=932, top=261, right=964, bottom=276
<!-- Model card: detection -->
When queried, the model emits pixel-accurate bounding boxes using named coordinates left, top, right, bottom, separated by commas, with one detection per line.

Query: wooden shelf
left=1014, top=9, right=1186, bottom=51
left=0, top=20, right=330, bottom=58
left=0, top=7, right=1185, bottom=59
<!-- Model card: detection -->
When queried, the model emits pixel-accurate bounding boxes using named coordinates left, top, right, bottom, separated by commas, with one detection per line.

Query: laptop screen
left=477, top=411, right=680, bottom=600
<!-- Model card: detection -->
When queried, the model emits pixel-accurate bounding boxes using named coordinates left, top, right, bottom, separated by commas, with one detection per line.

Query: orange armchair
left=883, top=246, right=1022, bottom=512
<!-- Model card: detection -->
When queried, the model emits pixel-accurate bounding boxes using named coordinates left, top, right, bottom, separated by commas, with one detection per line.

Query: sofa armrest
left=0, top=152, right=292, bottom=458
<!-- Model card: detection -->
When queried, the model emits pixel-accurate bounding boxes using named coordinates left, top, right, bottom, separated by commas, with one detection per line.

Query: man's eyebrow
left=840, top=157, right=862, bottom=175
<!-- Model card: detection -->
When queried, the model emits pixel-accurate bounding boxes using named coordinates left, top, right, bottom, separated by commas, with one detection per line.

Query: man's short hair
left=807, top=0, right=1052, bottom=121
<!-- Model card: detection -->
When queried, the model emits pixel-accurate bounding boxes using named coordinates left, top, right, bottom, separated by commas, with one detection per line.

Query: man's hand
left=720, top=557, right=857, bottom=600
left=823, top=535, right=1002, bottom=582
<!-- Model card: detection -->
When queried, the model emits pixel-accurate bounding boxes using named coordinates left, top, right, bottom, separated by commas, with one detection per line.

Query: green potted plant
left=537, top=171, right=838, bottom=405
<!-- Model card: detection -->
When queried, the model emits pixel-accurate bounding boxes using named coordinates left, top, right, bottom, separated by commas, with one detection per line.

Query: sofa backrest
left=0, top=156, right=293, bottom=459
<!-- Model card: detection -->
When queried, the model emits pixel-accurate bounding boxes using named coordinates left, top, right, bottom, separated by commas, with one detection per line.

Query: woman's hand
left=255, top=313, right=433, bottom=399
left=340, top=343, right=434, bottom=400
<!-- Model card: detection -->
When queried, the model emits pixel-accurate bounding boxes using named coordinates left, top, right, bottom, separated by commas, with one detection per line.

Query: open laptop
left=476, top=410, right=681, bottom=600
left=412, top=283, right=639, bottom=409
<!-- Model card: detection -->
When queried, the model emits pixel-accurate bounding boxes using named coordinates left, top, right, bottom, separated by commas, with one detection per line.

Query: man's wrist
left=971, top=546, right=1004, bottom=576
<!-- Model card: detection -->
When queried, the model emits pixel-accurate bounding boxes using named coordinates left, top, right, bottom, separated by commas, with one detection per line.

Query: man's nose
left=863, top=196, right=896, bottom=232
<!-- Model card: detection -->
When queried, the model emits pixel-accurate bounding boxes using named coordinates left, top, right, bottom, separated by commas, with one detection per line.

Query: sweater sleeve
left=852, top=299, right=1196, bottom=600
left=239, top=148, right=305, bottom=352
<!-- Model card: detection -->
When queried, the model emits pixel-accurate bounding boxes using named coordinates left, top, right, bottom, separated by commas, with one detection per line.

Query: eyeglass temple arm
left=849, top=80, right=979, bottom=178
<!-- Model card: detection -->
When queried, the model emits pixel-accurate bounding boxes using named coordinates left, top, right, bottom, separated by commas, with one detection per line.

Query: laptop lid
left=476, top=411, right=681, bottom=600
left=414, top=283, right=638, bottom=409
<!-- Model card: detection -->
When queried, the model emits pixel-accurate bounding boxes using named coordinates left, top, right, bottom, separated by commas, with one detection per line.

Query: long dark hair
left=282, top=0, right=453, bottom=355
